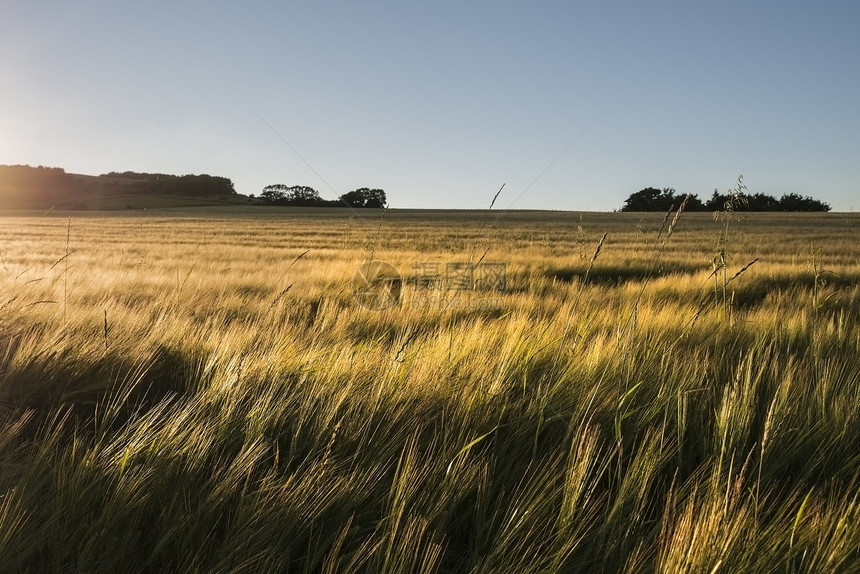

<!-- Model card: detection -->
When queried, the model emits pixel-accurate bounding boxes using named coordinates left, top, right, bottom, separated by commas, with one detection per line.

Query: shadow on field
left=0, top=339, right=206, bottom=438
left=716, top=271, right=859, bottom=309
left=547, top=262, right=709, bottom=285
left=545, top=264, right=858, bottom=313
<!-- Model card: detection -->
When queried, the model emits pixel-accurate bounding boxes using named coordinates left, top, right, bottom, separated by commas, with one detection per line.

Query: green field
left=1, top=208, right=859, bottom=572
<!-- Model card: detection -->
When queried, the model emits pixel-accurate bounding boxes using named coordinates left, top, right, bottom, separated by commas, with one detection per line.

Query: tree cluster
left=260, top=185, right=386, bottom=208
left=339, top=188, right=387, bottom=208
left=259, top=184, right=328, bottom=206
left=620, top=187, right=830, bottom=212
left=124, top=174, right=236, bottom=197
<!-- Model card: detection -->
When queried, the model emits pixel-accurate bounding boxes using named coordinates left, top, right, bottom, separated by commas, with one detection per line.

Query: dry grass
left=1, top=207, right=859, bottom=572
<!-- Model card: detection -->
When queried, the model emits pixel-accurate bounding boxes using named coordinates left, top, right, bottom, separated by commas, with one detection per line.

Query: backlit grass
left=1, top=208, right=859, bottom=572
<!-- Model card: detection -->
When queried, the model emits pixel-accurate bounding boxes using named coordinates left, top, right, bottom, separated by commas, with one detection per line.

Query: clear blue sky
left=2, top=1, right=858, bottom=211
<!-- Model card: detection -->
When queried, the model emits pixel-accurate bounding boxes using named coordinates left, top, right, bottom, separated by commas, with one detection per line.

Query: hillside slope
left=0, top=165, right=248, bottom=210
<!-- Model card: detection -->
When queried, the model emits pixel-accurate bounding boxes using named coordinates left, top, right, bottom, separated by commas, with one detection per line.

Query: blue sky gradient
left=2, top=1, right=858, bottom=210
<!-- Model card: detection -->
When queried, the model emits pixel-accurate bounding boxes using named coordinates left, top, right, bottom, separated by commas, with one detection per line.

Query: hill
left=0, top=165, right=248, bottom=210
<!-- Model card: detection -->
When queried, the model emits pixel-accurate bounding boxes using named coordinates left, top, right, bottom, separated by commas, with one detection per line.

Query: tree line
left=108, top=173, right=237, bottom=197
left=0, top=165, right=237, bottom=200
left=258, top=185, right=386, bottom=208
left=620, top=187, right=831, bottom=212
left=1, top=165, right=387, bottom=209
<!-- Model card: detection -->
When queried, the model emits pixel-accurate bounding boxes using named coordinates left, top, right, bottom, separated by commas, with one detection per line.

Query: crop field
left=1, top=207, right=859, bottom=572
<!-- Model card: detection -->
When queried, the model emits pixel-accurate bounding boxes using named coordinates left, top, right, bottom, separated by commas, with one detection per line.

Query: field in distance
left=1, top=208, right=859, bottom=572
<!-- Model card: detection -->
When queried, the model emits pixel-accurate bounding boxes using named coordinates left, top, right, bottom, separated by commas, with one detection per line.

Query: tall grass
left=0, top=209, right=859, bottom=572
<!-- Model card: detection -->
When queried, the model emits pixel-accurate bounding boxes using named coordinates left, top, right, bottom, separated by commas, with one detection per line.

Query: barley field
left=1, top=206, right=859, bottom=573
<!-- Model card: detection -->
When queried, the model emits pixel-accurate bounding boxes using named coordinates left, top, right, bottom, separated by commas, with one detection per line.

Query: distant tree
left=703, top=188, right=830, bottom=212
left=285, top=185, right=323, bottom=206
left=260, top=184, right=328, bottom=206
left=746, top=193, right=779, bottom=211
left=778, top=193, right=830, bottom=212
left=261, top=184, right=289, bottom=204
left=685, top=194, right=706, bottom=211
left=339, top=188, right=387, bottom=208
left=620, top=187, right=677, bottom=212
left=705, top=189, right=724, bottom=211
